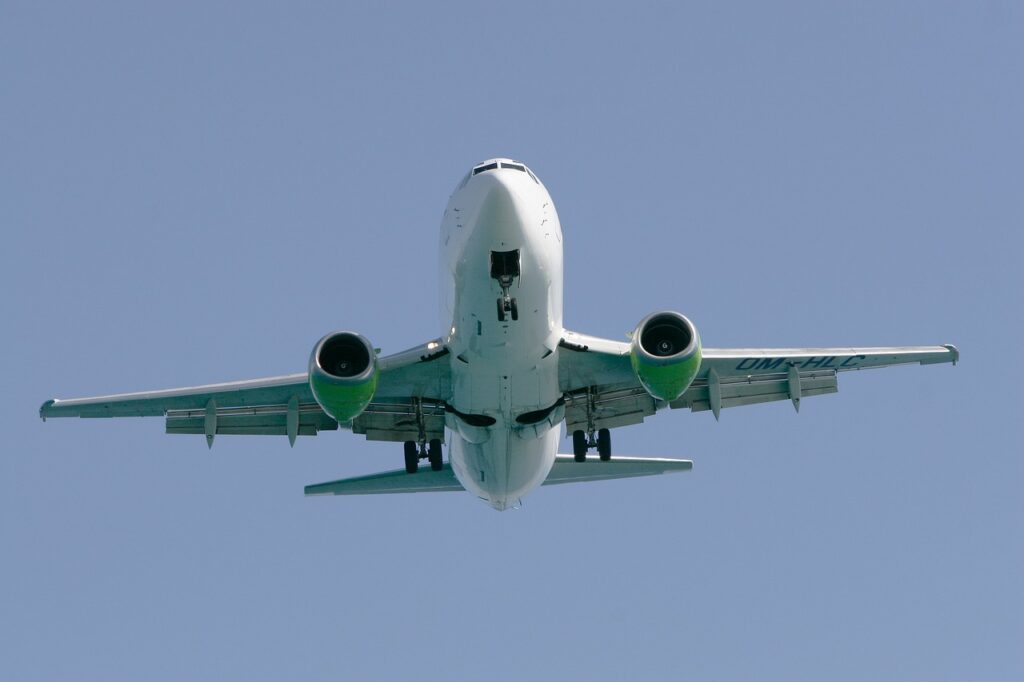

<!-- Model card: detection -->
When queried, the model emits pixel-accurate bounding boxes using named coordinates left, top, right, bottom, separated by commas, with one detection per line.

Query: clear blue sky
left=2, top=2, right=1021, bottom=680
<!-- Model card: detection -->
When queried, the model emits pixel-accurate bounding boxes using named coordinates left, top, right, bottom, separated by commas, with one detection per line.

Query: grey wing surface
left=40, top=339, right=452, bottom=446
left=558, top=329, right=958, bottom=430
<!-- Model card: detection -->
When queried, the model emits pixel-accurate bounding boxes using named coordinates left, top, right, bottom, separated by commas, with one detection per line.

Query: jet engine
left=308, top=332, right=378, bottom=423
left=630, top=311, right=702, bottom=401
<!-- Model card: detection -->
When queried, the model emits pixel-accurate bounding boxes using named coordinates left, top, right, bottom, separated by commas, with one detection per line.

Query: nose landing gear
left=491, top=249, right=520, bottom=322
left=497, top=295, right=519, bottom=322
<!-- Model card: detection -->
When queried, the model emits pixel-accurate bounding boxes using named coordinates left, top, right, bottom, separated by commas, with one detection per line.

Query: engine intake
left=309, top=332, right=378, bottom=423
left=630, top=311, right=702, bottom=401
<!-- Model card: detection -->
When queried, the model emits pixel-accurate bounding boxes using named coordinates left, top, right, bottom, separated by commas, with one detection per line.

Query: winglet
left=944, top=344, right=960, bottom=366
left=40, top=399, right=55, bottom=422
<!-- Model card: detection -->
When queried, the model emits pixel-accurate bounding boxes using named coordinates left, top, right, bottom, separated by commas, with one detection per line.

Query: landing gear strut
left=572, top=386, right=612, bottom=461
left=491, top=250, right=520, bottom=322
left=403, top=397, right=443, bottom=473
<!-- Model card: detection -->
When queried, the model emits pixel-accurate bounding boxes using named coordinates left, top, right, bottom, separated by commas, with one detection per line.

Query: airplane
left=40, top=158, right=959, bottom=510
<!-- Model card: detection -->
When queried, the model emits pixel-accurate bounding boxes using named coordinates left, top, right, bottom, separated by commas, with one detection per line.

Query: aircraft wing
left=558, top=330, right=959, bottom=430
left=39, top=339, right=452, bottom=446
left=304, top=455, right=692, bottom=496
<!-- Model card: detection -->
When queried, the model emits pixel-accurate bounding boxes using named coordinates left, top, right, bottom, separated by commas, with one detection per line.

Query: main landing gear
left=572, top=386, right=611, bottom=462
left=404, top=438, right=443, bottom=473
left=572, top=428, right=611, bottom=462
left=403, top=397, right=442, bottom=473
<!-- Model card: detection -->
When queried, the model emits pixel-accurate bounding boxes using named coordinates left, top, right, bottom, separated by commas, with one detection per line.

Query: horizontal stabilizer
left=304, top=456, right=692, bottom=496
left=545, top=455, right=692, bottom=485
left=305, top=464, right=464, bottom=496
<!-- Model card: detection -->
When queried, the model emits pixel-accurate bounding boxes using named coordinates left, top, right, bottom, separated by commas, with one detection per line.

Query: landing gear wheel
left=597, top=428, right=611, bottom=461
left=428, top=438, right=443, bottom=471
left=404, top=441, right=419, bottom=474
left=497, top=297, right=505, bottom=321
left=572, top=430, right=588, bottom=462
left=510, top=298, right=519, bottom=321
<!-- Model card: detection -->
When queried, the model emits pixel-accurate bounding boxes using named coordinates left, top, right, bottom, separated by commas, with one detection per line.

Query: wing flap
left=165, top=402, right=339, bottom=437
left=672, top=369, right=838, bottom=413
left=564, top=387, right=656, bottom=433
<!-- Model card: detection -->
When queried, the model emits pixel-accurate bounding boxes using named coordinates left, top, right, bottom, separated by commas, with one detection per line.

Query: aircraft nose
left=473, top=174, right=522, bottom=241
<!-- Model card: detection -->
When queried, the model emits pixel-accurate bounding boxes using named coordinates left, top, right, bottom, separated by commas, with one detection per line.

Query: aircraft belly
left=439, top=168, right=565, bottom=509
left=449, top=427, right=559, bottom=510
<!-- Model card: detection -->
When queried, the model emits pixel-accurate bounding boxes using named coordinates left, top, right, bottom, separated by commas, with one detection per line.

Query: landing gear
left=404, top=440, right=419, bottom=474
left=491, top=250, right=520, bottom=322
left=597, top=428, right=611, bottom=461
left=572, top=430, right=588, bottom=462
left=497, top=295, right=518, bottom=322
left=404, top=438, right=444, bottom=473
left=428, top=438, right=443, bottom=471
left=404, top=398, right=443, bottom=474
left=572, top=387, right=612, bottom=462
left=571, top=428, right=612, bottom=462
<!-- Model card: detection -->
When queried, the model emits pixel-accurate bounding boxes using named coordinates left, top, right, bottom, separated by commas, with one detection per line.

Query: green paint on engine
left=309, top=368, right=378, bottom=423
left=631, top=343, right=702, bottom=402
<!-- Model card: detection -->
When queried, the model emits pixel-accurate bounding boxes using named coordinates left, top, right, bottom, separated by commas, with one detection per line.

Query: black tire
left=572, top=430, right=588, bottom=462
left=497, top=298, right=505, bottom=321
left=598, top=428, right=611, bottom=461
left=428, top=438, right=443, bottom=471
left=510, top=298, right=519, bottom=321
left=404, top=441, right=419, bottom=474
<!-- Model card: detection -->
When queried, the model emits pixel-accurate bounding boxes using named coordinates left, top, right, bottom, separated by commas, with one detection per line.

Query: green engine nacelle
left=630, top=311, right=702, bottom=401
left=308, top=332, right=378, bottom=423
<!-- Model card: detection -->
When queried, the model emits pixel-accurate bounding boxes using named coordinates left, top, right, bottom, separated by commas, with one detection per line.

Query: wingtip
left=943, top=344, right=960, bottom=365
left=39, top=399, right=55, bottom=421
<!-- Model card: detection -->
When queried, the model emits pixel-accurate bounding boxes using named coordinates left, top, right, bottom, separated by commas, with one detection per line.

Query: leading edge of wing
left=40, top=373, right=312, bottom=419
left=703, top=344, right=959, bottom=367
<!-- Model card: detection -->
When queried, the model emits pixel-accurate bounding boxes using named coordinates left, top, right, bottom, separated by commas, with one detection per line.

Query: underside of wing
left=558, top=330, right=959, bottom=429
left=40, top=338, right=453, bottom=446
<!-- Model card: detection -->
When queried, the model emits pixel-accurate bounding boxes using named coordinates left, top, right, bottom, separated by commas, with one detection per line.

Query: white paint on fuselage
left=439, top=160, right=564, bottom=510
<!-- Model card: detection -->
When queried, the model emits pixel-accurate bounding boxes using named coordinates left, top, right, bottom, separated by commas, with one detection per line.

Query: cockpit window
left=469, top=160, right=540, bottom=184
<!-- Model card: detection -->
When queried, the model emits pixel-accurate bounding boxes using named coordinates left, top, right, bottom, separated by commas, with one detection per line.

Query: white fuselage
left=439, top=160, right=564, bottom=510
